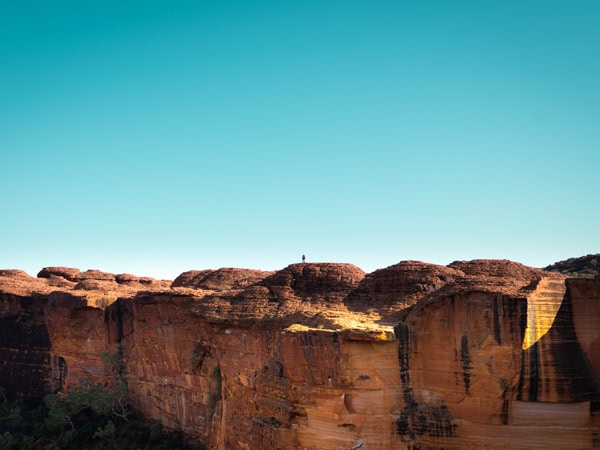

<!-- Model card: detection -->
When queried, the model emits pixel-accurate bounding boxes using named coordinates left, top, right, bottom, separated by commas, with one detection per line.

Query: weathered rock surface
left=1, top=259, right=599, bottom=449
left=172, top=268, right=274, bottom=290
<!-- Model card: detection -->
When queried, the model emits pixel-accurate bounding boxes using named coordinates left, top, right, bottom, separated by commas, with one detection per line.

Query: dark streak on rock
left=395, top=322, right=456, bottom=445
left=517, top=284, right=600, bottom=402
left=493, top=296, right=502, bottom=344
left=501, top=399, right=510, bottom=425
left=460, top=334, right=471, bottom=395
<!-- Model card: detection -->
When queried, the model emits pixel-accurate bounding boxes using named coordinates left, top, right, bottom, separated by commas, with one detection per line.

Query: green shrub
left=0, top=376, right=204, bottom=450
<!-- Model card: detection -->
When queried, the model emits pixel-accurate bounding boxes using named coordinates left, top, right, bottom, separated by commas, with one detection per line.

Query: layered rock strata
left=1, top=261, right=599, bottom=449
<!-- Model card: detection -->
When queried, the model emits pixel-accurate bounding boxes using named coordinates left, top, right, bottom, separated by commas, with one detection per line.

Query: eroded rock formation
left=1, top=260, right=599, bottom=449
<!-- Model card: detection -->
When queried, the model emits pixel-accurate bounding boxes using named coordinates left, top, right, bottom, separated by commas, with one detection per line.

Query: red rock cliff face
left=1, top=261, right=600, bottom=449
left=112, top=293, right=400, bottom=449
left=0, top=271, right=52, bottom=399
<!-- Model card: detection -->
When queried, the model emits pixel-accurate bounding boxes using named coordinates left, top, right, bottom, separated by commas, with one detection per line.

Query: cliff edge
left=1, top=259, right=599, bottom=449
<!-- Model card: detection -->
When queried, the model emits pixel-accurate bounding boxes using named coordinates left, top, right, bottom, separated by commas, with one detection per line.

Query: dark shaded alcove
left=51, top=355, right=68, bottom=393
left=0, top=298, right=51, bottom=400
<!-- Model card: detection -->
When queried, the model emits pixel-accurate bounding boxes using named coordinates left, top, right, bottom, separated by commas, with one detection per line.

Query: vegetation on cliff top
left=544, top=254, right=600, bottom=279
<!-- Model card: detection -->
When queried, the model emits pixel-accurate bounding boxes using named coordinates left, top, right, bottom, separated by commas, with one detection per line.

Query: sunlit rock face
left=110, top=294, right=402, bottom=448
left=397, top=276, right=600, bottom=449
left=1, top=261, right=600, bottom=449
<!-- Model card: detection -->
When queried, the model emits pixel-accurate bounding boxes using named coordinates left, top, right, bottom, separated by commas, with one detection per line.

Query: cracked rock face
left=1, top=260, right=599, bottom=449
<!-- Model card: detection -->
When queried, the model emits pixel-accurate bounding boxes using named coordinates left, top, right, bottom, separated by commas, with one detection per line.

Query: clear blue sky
left=1, top=1, right=598, bottom=279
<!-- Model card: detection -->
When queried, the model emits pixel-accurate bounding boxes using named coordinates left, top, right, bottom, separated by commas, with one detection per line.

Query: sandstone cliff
left=1, top=260, right=599, bottom=449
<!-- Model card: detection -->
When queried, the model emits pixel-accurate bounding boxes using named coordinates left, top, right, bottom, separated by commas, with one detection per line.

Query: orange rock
left=172, top=268, right=274, bottom=290
left=1, top=260, right=599, bottom=449
left=37, top=266, right=82, bottom=282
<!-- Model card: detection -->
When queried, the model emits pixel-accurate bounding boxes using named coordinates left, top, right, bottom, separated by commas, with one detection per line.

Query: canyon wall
left=1, top=262, right=599, bottom=449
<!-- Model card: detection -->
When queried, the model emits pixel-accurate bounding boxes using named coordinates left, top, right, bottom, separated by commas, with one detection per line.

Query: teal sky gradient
left=1, top=1, right=599, bottom=278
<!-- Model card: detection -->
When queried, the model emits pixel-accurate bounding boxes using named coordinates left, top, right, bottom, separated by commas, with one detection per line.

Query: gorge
left=1, top=258, right=599, bottom=449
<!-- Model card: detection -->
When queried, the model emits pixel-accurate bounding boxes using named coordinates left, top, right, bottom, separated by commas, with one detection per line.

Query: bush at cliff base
left=0, top=383, right=205, bottom=450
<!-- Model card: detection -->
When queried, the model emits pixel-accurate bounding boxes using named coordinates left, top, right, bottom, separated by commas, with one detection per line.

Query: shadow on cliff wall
left=518, top=282, right=600, bottom=402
